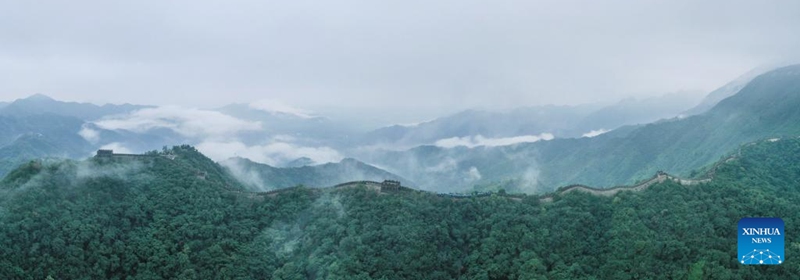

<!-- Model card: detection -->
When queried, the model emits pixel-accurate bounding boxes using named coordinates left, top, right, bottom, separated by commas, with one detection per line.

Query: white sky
left=1, top=0, right=799, bottom=113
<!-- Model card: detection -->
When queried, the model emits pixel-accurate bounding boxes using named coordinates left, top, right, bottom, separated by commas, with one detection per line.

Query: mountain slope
left=536, top=64, right=800, bottom=187
left=222, top=157, right=409, bottom=191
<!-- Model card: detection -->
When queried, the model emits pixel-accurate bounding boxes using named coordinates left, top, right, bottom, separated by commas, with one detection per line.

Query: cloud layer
left=94, top=106, right=261, bottom=140
left=582, top=129, right=610, bottom=138
left=88, top=106, right=343, bottom=166
left=197, top=140, right=342, bottom=166
left=435, top=133, right=555, bottom=148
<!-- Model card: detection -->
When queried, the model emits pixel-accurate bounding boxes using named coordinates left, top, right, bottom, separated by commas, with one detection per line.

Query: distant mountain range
left=0, top=93, right=149, bottom=120
left=358, top=91, right=703, bottom=148
left=0, top=65, right=796, bottom=194
left=365, top=64, right=800, bottom=192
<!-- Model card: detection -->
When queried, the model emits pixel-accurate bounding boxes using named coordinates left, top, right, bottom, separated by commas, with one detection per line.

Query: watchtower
left=381, top=180, right=401, bottom=191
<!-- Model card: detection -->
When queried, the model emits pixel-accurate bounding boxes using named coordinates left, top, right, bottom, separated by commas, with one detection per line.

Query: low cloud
left=76, top=160, right=145, bottom=180
left=6, top=158, right=146, bottom=195
left=84, top=105, right=346, bottom=170
left=434, top=133, right=554, bottom=148
left=582, top=129, right=610, bottom=138
left=220, top=158, right=268, bottom=191
left=197, top=140, right=342, bottom=166
left=78, top=124, right=100, bottom=144
left=94, top=106, right=261, bottom=140
left=425, top=157, right=458, bottom=173
left=467, top=166, right=482, bottom=181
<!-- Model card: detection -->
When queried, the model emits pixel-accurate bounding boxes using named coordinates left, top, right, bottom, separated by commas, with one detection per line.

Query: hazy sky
left=2, top=0, right=799, bottom=113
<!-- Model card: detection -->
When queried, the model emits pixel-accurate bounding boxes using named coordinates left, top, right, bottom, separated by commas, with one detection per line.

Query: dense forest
left=1, top=139, right=800, bottom=279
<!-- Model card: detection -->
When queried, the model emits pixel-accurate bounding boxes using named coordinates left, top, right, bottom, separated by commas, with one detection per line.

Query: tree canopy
left=1, top=140, right=800, bottom=279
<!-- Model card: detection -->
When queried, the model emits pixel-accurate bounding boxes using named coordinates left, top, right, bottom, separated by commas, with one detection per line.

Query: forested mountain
left=368, top=65, right=800, bottom=192
left=0, top=113, right=187, bottom=178
left=1, top=136, right=800, bottom=278
left=0, top=94, right=203, bottom=180
left=222, top=157, right=409, bottom=191
left=0, top=95, right=171, bottom=178
left=0, top=114, right=95, bottom=177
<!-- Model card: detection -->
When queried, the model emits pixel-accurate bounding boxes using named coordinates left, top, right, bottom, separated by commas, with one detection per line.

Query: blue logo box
left=738, top=217, right=784, bottom=265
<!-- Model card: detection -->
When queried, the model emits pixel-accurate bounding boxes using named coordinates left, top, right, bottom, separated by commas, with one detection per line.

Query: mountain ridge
left=0, top=94, right=151, bottom=121
left=221, top=156, right=410, bottom=191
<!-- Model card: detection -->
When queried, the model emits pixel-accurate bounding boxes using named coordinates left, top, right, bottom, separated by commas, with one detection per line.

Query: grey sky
left=1, top=0, right=799, bottom=114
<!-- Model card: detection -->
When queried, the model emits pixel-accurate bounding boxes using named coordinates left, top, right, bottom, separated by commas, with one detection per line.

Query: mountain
left=366, top=65, right=800, bottom=192
left=577, top=91, right=702, bottom=132
left=0, top=114, right=96, bottom=176
left=283, top=156, right=315, bottom=167
left=222, top=157, right=409, bottom=191
left=0, top=111, right=186, bottom=178
left=682, top=67, right=769, bottom=116
left=359, top=105, right=596, bottom=148
left=0, top=95, right=182, bottom=178
left=359, top=93, right=701, bottom=148
left=0, top=94, right=150, bottom=121
left=2, top=138, right=800, bottom=278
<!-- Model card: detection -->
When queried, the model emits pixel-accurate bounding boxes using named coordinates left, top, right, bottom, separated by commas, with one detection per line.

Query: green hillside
left=1, top=139, right=800, bottom=278
left=540, top=64, right=800, bottom=187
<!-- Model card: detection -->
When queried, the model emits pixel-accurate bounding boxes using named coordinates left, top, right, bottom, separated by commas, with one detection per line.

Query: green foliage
left=2, top=139, right=800, bottom=278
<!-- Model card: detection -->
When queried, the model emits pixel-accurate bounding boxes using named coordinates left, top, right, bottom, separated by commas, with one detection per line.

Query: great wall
left=535, top=143, right=742, bottom=203
left=225, top=141, right=745, bottom=203
left=94, top=139, right=753, bottom=203
left=232, top=168, right=716, bottom=204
